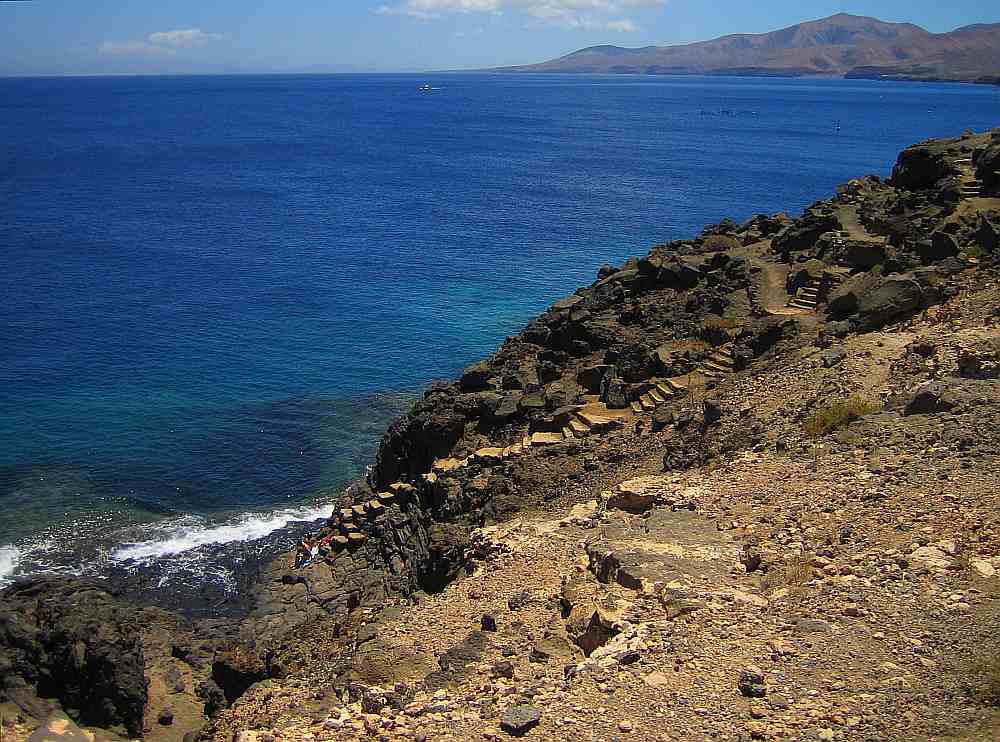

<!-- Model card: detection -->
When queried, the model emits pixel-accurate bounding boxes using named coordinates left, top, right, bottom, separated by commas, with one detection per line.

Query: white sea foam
left=0, top=544, right=21, bottom=586
left=110, top=503, right=333, bottom=563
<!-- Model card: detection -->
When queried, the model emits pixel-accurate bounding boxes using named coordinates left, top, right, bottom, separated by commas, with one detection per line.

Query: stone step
left=790, top=300, right=815, bottom=310
left=708, top=352, right=734, bottom=366
left=648, top=387, right=667, bottom=404
left=530, top=431, right=564, bottom=446
left=630, top=401, right=644, bottom=414
left=700, top=367, right=723, bottom=378
left=502, top=443, right=523, bottom=457
left=656, top=382, right=676, bottom=398
left=639, top=393, right=657, bottom=411
left=562, top=425, right=576, bottom=439
left=576, top=412, right=620, bottom=432
left=663, top=378, right=685, bottom=393
left=432, top=458, right=464, bottom=473
left=569, top=418, right=590, bottom=437
left=703, top=360, right=731, bottom=374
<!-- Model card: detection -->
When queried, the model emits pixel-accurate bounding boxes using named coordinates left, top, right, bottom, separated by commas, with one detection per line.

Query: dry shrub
left=702, top=316, right=741, bottom=331
left=803, top=396, right=882, bottom=437
left=762, top=554, right=815, bottom=591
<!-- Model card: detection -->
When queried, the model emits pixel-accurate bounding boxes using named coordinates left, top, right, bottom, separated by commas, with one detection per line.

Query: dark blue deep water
left=1, top=73, right=997, bottom=591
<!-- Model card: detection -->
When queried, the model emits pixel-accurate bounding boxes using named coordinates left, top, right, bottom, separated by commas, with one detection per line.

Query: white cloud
left=147, top=29, right=223, bottom=47
left=373, top=0, right=664, bottom=30
left=98, top=41, right=175, bottom=57
left=98, top=28, right=223, bottom=57
left=605, top=18, right=637, bottom=32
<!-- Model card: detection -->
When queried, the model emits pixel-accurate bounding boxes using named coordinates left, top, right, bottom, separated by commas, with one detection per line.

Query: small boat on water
left=419, top=83, right=433, bottom=92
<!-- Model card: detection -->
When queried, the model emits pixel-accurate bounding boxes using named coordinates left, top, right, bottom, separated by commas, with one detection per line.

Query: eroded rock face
left=890, top=139, right=954, bottom=192
left=0, top=579, right=147, bottom=737
left=977, top=140, right=1000, bottom=194
left=212, top=644, right=268, bottom=705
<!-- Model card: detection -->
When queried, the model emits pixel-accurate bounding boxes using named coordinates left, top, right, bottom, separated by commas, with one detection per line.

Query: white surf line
left=0, top=544, right=22, bottom=586
left=110, top=503, right=334, bottom=563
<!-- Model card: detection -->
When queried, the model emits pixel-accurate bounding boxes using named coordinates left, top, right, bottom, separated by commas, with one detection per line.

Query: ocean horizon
left=2, top=72, right=998, bottom=608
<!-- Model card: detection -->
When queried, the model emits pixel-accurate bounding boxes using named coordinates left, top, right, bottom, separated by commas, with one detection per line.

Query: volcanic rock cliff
left=2, top=127, right=1000, bottom=742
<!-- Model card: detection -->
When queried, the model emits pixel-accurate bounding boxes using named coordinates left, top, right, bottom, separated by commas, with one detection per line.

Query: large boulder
left=839, top=238, right=887, bottom=270
left=890, top=138, right=953, bottom=191
left=370, top=393, right=467, bottom=487
left=460, top=361, right=493, bottom=391
left=772, top=211, right=841, bottom=256
left=974, top=218, right=999, bottom=254
left=917, top=232, right=960, bottom=264
left=638, top=254, right=704, bottom=290
left=976, top=140, right=1000, bottom=194
left=826, top=273, right=882, bottom=319
left=853, top=273, right=938, bottom=331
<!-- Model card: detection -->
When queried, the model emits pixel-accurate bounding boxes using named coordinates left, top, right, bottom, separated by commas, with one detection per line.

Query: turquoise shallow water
left=1, top=72, right=997, bottom=594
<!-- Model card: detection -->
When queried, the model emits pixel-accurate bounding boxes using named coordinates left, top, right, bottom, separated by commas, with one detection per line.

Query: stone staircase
left=787, top=276, right=822, bottom=311
left=956, top=156, right=983, bottom=199
left=743, top=258, right=764, bottom=314
left=321, top=482, right=421, bottom=553
left=629, top=344, right=736, bottom=412
left=429, top=407, right=625, bottom=476
left=629, top=377, right=685, bottom=414
left=421, top=346, right=740, bottom=481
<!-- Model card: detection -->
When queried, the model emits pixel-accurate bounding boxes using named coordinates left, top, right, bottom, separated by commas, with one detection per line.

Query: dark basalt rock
left=853, top=273, right=939, bottom=331
left=773, top=211, right=841, bottom=257
left=460, top=361, right=493, bottom=391
left=976, top=141, right=1000, bottom=194
left=917, top=232, right=960, bottom=263
left=902, top=381, right=958, bottom=415
left=500, top=705, right=542, bottom=737
left=827, top=273, right=881, bottom=319
left=890, top=139, right=953, bottom=191
left=0, top=578, right=147, bottom=737
left=370, top=394, right=466, bottom=488
left=576, top=364, right=614, bottom=394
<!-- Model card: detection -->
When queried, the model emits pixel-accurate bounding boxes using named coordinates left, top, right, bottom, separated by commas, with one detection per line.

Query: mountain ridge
left=496, top=13, right=1000, bottom=83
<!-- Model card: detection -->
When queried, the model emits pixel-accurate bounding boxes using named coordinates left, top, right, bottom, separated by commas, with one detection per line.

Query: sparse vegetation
left=762, top=554, right=815, bottom=591
left=962, top=243, right=989, bottom=261
left=803, top=396, right=882, bottom=437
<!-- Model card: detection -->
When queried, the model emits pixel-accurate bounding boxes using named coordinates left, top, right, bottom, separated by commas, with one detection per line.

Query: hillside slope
left=500, top=13, right=1000, bottom=83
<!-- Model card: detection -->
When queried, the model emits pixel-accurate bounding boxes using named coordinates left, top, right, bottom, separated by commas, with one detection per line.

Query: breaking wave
left=110, top=503, right=334, bottom=564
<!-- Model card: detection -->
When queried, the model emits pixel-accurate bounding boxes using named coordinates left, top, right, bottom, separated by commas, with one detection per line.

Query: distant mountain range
left=496, top=13, right=1000, bottom=83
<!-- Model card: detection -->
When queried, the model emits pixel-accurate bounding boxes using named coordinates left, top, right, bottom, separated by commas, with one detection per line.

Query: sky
left=0, top=1, right=996, bottom=76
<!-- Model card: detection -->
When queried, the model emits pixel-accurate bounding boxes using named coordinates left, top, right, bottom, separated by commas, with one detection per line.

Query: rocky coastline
left=3, top=127, right=1000, bottom=742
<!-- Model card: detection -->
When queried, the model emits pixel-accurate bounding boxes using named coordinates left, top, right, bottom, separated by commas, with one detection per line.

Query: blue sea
left=1, top=73, right=997, bottom=599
